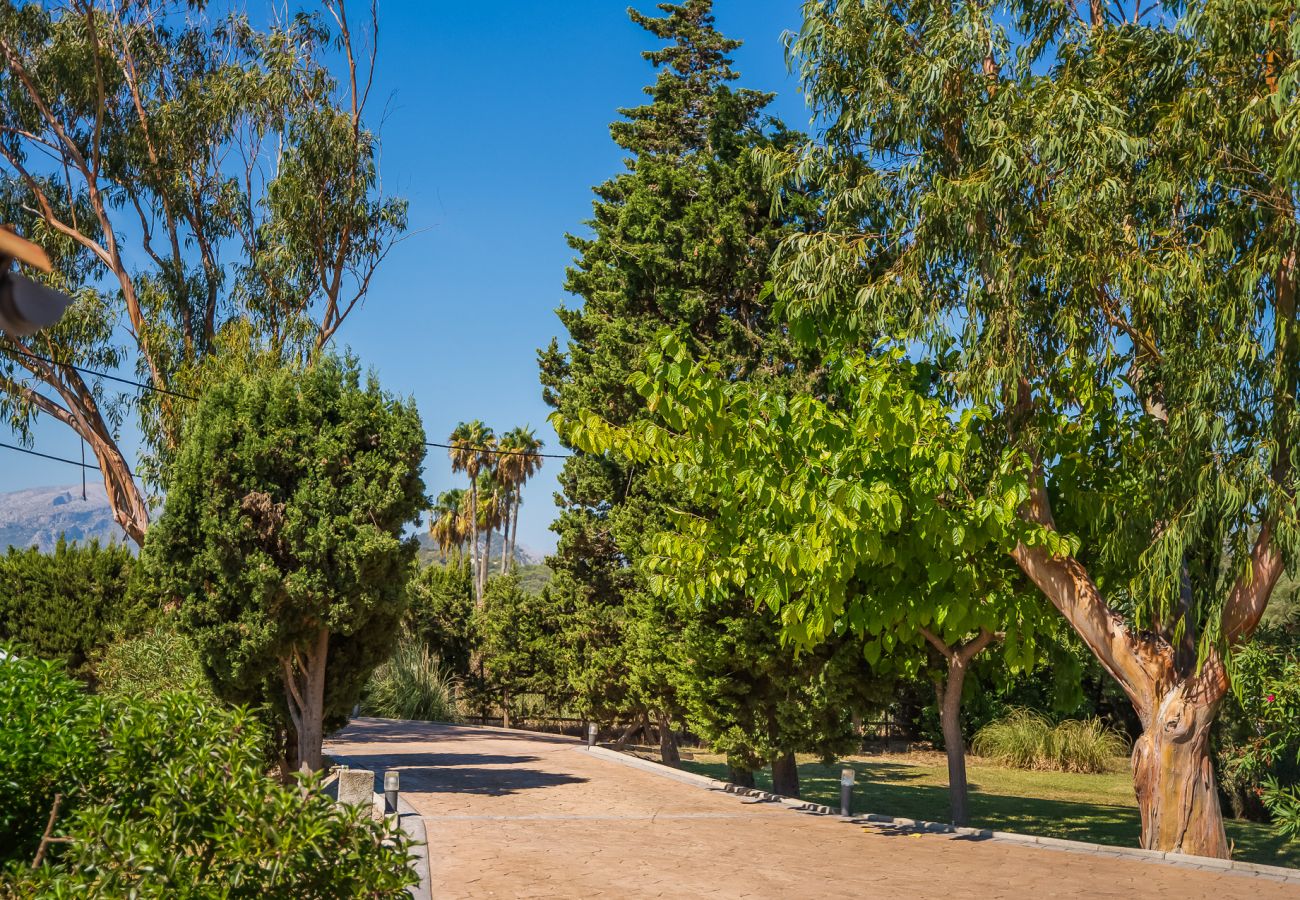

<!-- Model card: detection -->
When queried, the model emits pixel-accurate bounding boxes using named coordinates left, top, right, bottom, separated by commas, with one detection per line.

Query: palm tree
left=495, top=427, right=544, bottom=573
left=428, top=489, right=469, bottom=557
left=473, top=470, right=507, bottom=596
left=448, top=420, right=496, bottom=605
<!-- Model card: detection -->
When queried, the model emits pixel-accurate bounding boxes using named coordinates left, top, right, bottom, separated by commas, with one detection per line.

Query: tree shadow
left=329, top=750, right=589, bottom=797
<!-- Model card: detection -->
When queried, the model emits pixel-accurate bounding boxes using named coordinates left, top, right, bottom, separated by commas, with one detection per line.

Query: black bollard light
left=587, top=721, right=598, bottom=748
left=384, top=769, right=400, bottom=813
left=840, top=767, right=855, bottom=817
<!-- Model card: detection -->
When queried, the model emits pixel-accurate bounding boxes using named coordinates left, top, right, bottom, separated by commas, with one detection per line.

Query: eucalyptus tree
left=447, top=420, right=495, bottom=604
left=754, top=0, right=1300, bottom=856
left=0, top=1, right=405, bottom=543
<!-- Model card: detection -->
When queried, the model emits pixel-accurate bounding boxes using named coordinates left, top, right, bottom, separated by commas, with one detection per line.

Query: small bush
left=0, top=651, right=99, bottom=864
left=0, top=539, right=141, bottom=682
left=973, top=709, right=1128, bottom=773
left=94, top=620, right=212, bottom=701
left=1, top=650, right=416, bottom=896
left=363, top=637, right=462, bottom=722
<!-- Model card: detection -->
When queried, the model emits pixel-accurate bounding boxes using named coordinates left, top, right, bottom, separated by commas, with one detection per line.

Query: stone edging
left=580, top=745, right=1300, bottom=886
left=389, top=793, right=432, bottom=900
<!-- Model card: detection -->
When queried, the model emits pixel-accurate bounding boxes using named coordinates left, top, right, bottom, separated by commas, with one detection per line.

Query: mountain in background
left=414, top=532, right=542, bottom=568
left=0, top=484, right=130, bottom=552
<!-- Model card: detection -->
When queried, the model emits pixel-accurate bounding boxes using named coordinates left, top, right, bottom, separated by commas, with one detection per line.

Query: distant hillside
left=415, top=532, right=541, bottom=568
left=0, top=484, right=131, bottom=552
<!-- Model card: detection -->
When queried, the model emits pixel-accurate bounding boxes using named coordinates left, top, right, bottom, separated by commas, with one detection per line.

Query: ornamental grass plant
left=972, top=709, right=1129, bottom=774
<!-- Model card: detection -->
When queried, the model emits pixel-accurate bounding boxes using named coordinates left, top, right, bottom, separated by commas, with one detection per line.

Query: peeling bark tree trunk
left=1011, top=473, right=1282, bottom=858
left=1131, top=682, right=1228, bottom=856
left=921, top=628, right=996, bottom=827
left=770, top=751, right=800, bottom=798
left=281, top=628, right=330, bottom=773
left=657, top=711, right=680, bottom=767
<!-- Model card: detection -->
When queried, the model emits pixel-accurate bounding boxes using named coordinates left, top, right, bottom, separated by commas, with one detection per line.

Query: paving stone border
left=583, top=744, right=1300, bottom=887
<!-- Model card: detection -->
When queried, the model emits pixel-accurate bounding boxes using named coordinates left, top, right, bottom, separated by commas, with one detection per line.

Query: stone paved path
left=326, top=718, right=1298, bottom=899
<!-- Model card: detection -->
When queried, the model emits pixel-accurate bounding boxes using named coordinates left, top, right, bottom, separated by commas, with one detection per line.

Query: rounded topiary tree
left=140, top=357, right=426, bottom=772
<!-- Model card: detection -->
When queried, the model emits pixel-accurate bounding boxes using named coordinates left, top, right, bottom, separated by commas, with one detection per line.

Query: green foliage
left=777, top=0, right=1300, bottom=664
left=137, top=355, right=426, bottom=768
left=0, top=538, right=141, bottom=681
left=93, top=618, right=211, bottom=702
left=363, top=636, right=462, bottom=724
left=1219, top=617, right=1300, bottom=839
left=0, top=658, right=414, bottom=896
left=564, top=340, right=1054, bottom=673
left=478, top=577, right=569, bottom=713
left=405, top=556, right=477, bottom=680
left=540, top=1, right=847, bottom=770
left=0, top=1, right=407, bottom=542
left=973, top=710, right=1129, bottom=774
left=0, top=651, right=99, bottom=864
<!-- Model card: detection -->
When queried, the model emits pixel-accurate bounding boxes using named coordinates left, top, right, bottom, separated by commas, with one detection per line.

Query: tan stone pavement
left=326, top=718, right=1297, bottom=899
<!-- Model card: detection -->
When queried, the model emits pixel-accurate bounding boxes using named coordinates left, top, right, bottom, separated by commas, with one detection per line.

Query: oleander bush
left=363, top=635, right=462, bottom=723
left=973, top=709, right=1129, bottom=774
left=0, top=649, right=416, bottom=897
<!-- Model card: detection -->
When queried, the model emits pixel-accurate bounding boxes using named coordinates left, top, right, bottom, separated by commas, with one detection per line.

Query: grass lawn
left=678, top=751, right=1299, bottom=869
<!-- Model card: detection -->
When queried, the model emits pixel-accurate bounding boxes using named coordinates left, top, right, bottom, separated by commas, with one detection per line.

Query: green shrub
left=1, top=651, right=416, bottom=896
left=94, top=620, right=212, bottom=701
left=364, top=636, right=462, bottom=722
left=0, top=539, right=141, bottom=682
left=0, top=651, right=99, bottom=864
left=973, top=709, right=1129, bottom=774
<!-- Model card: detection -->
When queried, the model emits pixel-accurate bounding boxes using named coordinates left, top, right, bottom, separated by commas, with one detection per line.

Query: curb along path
left=326, top=718, right=1300, bottom=899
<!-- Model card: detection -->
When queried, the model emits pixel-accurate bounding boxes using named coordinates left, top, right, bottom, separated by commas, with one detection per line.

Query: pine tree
left=540, top=2, right=856, bottom=777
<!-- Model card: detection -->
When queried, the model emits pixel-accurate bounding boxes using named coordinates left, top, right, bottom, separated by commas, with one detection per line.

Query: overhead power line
left=424, top=440, right=570, bottom=460
left=2, top=346, right=199, bottom=401
left=0, top=439, right=137, bottom=478
left=0, top=347, right=576, bottom=471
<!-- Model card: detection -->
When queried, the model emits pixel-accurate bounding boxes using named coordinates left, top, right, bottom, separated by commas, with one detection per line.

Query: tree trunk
left=1131, top=684, right=1228, bottom=856
left=469, top=482, right=481, bottom=607
left=282, top=628, right=330, bottom=774
left=1010, top=473, right=1282, bottom=858
left=770, top=751, right=800, bottom=798
left=656, top=711, right=680, bottom=767
left=510, top=499, right=521, bottom=569
left=614, top=717, right=640, bottom=751
left=500, top=497, right=513, bottom=576
left=502, top=687, right=511, bottom=730
left=728, top=764, right=756, bottom=788
left=482, top=525, right=493, bottom=598
left=920, top=627, right=995, bottom=827
left=937, top=669, right=970, bottom=827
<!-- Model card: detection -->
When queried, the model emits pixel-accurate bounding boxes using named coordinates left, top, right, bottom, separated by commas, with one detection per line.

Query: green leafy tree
left=0, top=1, right=405, bottom=543
left=758, top=0, right=1300, bottom=856
left=538, top=0, right=815, bottom=758
left=478, top=576, right=569, bottom=729
left=138, top=357, right=426, bottom=772
left=405, top=555, right=477, bottom=681
left=564, top=342, right=1055, bottom=821
left=0, top=538, right=141, bottom=682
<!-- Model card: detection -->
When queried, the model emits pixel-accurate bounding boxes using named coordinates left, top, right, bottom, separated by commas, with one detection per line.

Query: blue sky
left=2, top=1, right=812, bottom=556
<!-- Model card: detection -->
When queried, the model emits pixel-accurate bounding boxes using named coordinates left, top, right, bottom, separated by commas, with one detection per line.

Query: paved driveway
left=326, top=718, right=1297, bottom=899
